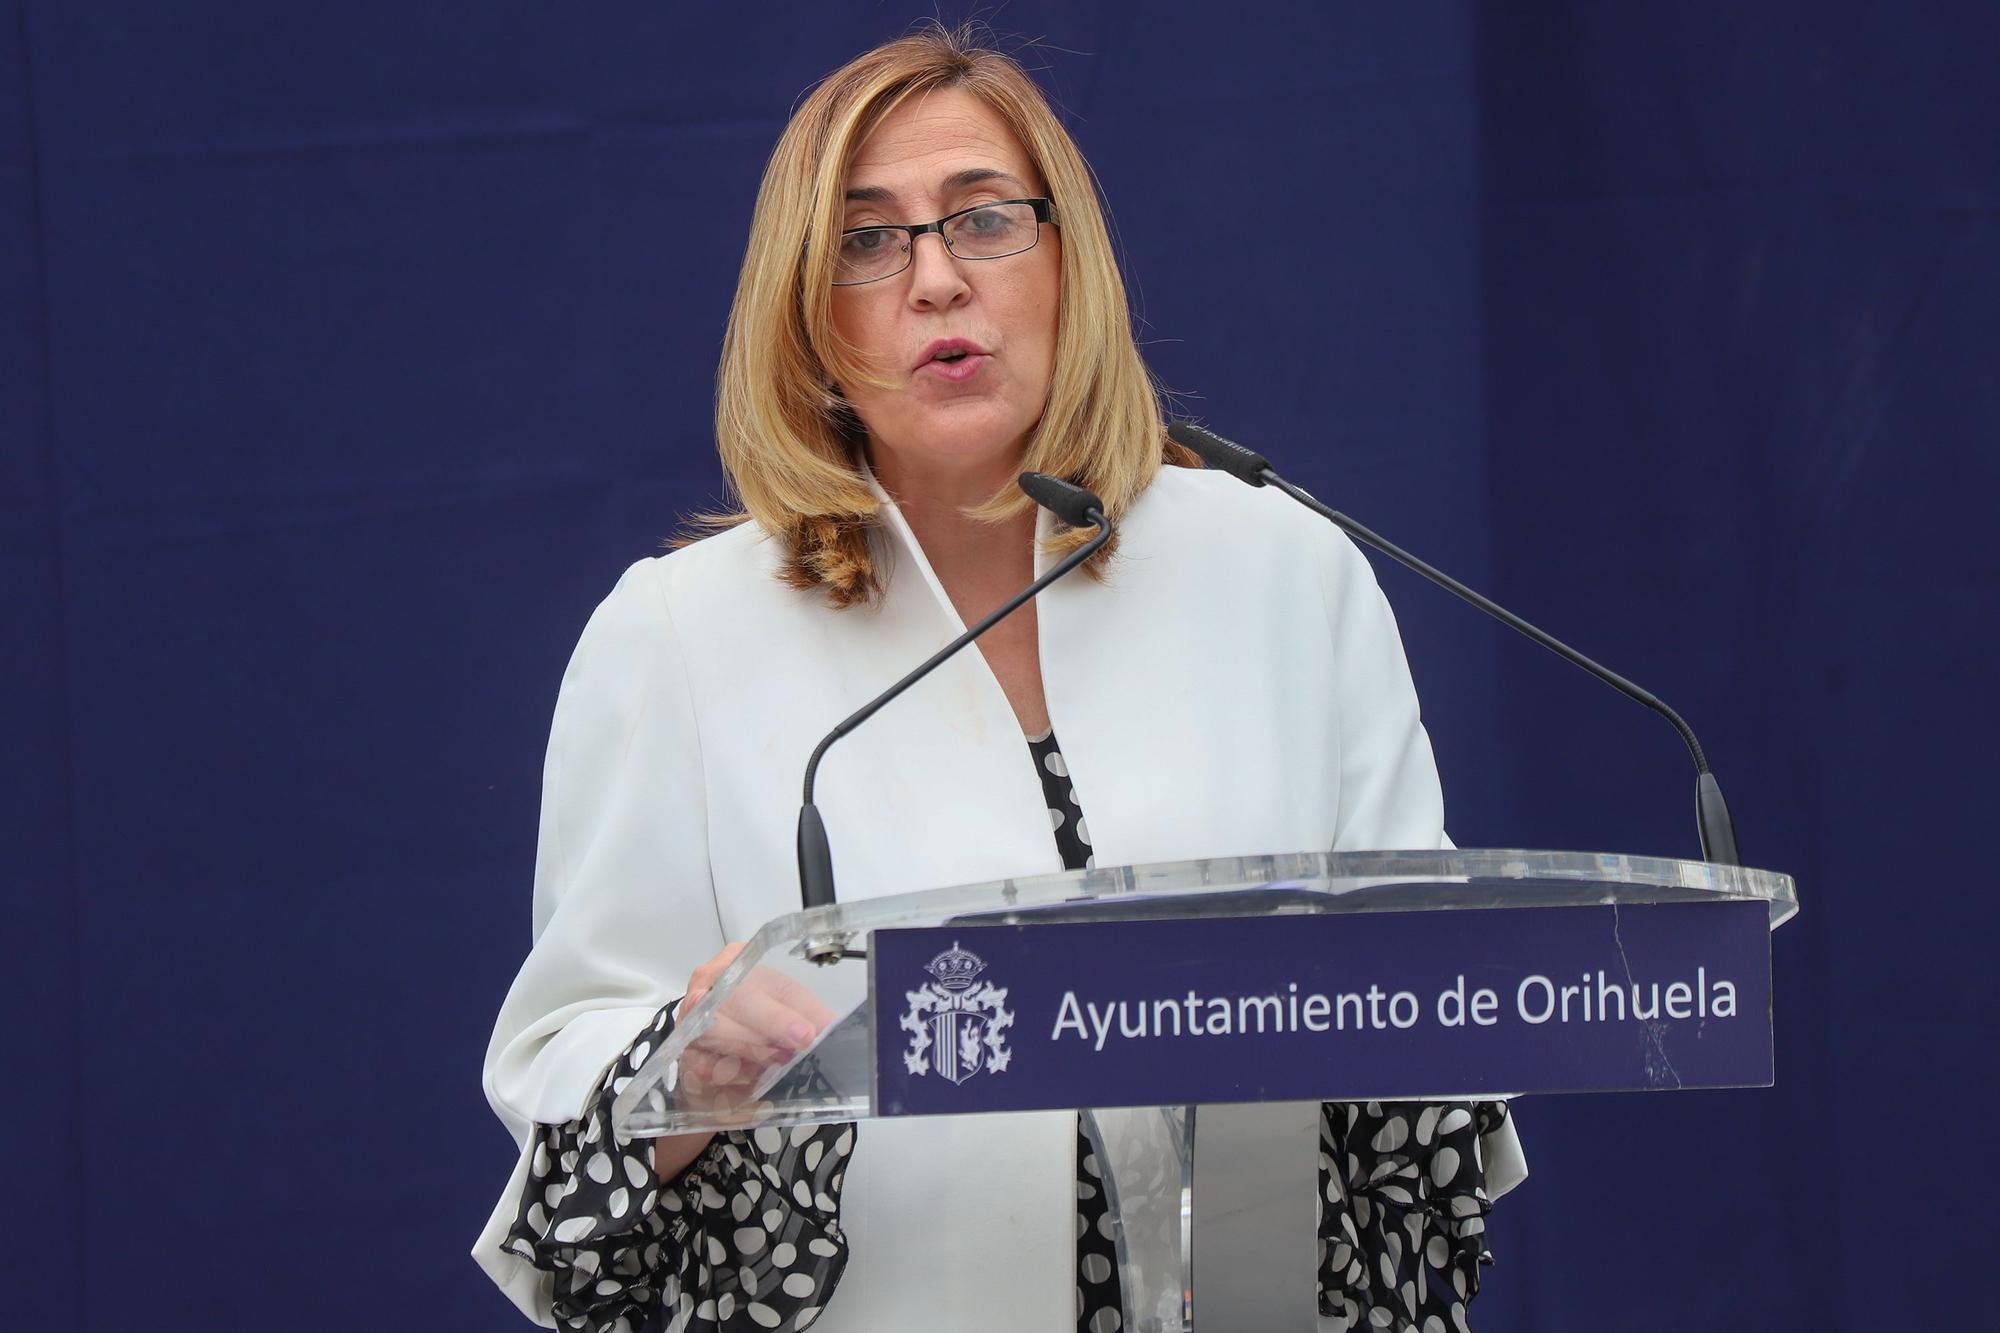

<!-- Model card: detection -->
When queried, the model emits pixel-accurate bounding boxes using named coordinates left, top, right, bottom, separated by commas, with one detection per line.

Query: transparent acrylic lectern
left=613, top=849, right=1796, bottom=1331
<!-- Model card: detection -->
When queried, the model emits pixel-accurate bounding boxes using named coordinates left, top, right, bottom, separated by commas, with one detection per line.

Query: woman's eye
left=840, top=229, right=893, bottom=255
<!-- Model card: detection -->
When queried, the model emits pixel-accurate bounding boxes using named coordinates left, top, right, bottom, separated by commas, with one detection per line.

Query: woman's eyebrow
left=939, top=166, right=1028, bottom=194
left=842, top=167, right=1029, bottom=206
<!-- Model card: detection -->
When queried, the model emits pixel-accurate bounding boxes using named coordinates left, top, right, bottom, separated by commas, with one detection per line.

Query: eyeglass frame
left=830, top=197, right=1058, bottom=286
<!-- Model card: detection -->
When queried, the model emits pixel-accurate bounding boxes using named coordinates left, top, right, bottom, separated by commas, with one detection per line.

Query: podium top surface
left=783, top=847, right=1796, bottom=958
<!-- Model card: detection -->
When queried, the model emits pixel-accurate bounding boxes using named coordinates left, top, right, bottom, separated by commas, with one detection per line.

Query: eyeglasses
left=831, top=197, right=1056, bottom=286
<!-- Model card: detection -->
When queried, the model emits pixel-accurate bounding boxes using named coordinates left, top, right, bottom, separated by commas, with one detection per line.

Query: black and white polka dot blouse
left=504, top=732, right=1512, bottom=1332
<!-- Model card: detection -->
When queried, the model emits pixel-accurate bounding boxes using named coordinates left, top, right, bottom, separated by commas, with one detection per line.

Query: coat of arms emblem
left=901, top=940, right=1015, bottom=1084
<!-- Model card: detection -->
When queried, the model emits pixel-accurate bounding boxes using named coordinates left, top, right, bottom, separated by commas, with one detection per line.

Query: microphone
left=1166, top=420, right=1741, bottom=867
left=796, top=473, right=1114, bottom=933
left=1018, top=471, right=1102, bottom=528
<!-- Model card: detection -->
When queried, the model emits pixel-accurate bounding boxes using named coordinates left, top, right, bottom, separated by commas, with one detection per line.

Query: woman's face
left=829, top=87, right=1061, bottom=495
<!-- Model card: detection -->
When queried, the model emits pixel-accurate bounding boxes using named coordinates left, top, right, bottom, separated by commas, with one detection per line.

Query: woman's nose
left=904, top=232, right=971, bottom=310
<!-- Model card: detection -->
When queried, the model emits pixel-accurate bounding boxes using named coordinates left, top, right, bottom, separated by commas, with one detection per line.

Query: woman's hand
left=652, top=943, right=836, bottom=1181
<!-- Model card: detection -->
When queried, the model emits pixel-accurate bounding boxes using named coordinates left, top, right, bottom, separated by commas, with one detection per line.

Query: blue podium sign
left=870, top=896, right=1771, bottom=1116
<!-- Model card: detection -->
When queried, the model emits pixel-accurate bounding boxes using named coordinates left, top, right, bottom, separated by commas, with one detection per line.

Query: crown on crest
left=925, top=941, right=986, bottom=991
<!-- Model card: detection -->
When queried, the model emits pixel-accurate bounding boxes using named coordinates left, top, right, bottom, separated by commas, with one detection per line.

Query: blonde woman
left=475, top=25, right=1522, bottom=1333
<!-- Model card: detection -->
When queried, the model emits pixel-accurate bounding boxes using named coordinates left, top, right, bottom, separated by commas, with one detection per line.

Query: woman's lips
left=916, top=352, right=991, bottom=383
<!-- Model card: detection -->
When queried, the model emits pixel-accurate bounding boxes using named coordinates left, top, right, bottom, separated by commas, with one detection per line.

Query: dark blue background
left=4, top=3, right=1992, bottom=1328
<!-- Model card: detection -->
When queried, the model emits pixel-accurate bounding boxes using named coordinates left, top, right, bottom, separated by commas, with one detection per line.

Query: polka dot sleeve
left=1316, top=1098, right=1511, bottom=1331
left=501, top=1000, right=855, bottom=1332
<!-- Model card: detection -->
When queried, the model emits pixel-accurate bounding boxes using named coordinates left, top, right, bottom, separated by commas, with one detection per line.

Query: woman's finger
left=686, top=1009, right=797, bottom=1061
left=681, top=942, right=749, bottom=1014
left=755, top=969, right=839, bottom=1031
left=715, top=978, right=827, bottom=1051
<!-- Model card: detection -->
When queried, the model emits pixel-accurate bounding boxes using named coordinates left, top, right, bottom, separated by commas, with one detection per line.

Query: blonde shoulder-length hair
left=705, top=23, right=1195, bottom=606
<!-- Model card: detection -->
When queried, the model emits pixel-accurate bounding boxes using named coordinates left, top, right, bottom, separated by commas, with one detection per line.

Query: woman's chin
left=874, top=415, right=1035, bottom=479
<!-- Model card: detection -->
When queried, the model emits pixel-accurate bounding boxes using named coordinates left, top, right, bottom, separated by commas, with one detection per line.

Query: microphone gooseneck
left=1167, top=420, right=1741, bottom=867
left=796, top=473, right=1114, bottom=921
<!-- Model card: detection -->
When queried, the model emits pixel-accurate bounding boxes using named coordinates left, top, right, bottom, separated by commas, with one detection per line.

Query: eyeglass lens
left=835, top=202, right=1041, bottom=285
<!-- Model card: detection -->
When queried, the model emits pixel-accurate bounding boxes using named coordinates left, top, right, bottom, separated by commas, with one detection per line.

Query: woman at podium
left=475, top=24, right=1524, bottom=1333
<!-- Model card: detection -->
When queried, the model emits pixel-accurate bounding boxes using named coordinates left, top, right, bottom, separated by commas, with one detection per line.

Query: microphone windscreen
left=1018, top=472, right=1106, bottom=528
left=1168, top=420, right=1272, bottom=486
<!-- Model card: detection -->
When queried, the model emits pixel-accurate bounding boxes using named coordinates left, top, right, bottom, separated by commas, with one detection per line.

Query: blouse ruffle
left=501, top=1000, right=856, bottom=1332
left=1317, top=1099, right=1511, bottom=1332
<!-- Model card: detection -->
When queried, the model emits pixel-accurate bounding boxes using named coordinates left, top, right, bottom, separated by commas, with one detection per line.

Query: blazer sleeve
left=473, top=556, right=727, bottom=1325
left=1315, top=526, right=1450, bottom=852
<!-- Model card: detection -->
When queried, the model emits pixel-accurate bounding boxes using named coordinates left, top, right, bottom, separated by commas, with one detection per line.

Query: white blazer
left=475, top=463, right=1524, bottom=1330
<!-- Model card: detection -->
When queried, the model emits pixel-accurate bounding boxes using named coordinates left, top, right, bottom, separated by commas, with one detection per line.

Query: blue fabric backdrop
left=4, top=3, right=1993, bottom=1328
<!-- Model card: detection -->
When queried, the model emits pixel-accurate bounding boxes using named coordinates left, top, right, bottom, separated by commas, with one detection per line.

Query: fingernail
left=787, top=1022, right=811, bottom=1044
